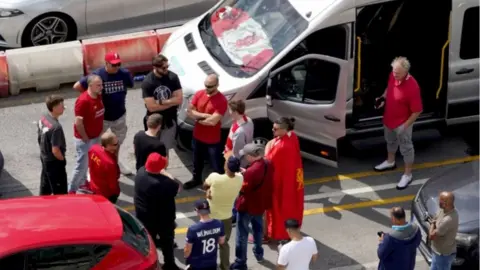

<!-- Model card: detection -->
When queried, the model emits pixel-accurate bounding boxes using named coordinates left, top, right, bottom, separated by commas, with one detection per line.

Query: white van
left=162, top=0, right=479, bottom=167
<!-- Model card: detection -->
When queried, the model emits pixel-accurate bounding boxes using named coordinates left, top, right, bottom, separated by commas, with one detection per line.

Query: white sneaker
left=374, top=160, right=396, bottom=172
left=396, top=174, right=413, bottom=190
left=119, top=162, right=132, bottom=175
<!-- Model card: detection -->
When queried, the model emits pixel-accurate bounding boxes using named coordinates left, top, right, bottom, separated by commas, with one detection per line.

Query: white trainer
left=374, top=160, right=396, bottom=172
left=396, top=174, right=413, bottom=190
left=119, top=162, right=132, bottom=175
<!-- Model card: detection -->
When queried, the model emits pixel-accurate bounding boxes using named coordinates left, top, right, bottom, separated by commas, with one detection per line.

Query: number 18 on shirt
left=185, top=219, right=225, bottom=269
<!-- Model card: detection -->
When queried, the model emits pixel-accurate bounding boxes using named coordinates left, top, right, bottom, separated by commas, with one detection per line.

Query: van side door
left=447, top=0, right=479, bottom=122
left=266, top=54, right=348, bottom=167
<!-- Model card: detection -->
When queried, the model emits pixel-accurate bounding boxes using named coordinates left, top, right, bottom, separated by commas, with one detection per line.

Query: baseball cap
left=194, top=199, right=210, bottom=215
left=145, top=153, right=167, bottom=173
left=284, top=219, right=301, bottom=229
left=239, top=143, right=264, bottom=157
left=105, top=52, right=121, bottom=65
left=227, top=156, right=241, bottom=173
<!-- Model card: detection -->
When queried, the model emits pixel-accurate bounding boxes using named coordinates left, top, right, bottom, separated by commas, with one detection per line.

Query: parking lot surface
left=0, top=86, right=477, bottom=269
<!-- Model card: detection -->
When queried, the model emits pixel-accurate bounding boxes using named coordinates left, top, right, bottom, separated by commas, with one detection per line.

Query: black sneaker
left=183, top=179, right=202, bottom=190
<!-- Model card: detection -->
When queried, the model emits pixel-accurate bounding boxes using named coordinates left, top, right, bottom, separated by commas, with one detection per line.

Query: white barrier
left=6, top=41, right=84, bottom=95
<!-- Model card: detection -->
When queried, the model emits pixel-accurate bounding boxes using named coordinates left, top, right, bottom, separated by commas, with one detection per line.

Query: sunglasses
left=154, top=64, right=169, bottom=70
left=205, top=84, right=217, bottom=89
left=111, top=63, right=121, bottom=67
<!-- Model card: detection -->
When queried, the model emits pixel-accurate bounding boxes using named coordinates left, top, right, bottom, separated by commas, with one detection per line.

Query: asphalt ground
left=0, top=85, right=477, bottom=269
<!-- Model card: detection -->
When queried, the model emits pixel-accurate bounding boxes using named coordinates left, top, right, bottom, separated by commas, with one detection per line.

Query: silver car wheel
left=30, top=16, right=68, bottom=46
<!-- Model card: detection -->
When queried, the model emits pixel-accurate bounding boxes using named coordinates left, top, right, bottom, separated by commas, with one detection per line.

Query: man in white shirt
left=277, top=219, right=318, bottom=270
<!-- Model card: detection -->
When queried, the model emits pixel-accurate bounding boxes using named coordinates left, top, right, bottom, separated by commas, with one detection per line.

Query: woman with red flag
left=265, top=117, right=304, bottom=244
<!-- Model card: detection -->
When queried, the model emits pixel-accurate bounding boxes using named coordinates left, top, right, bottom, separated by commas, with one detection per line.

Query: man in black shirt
left=142, top=54, right=183, bottom=161
left=133, top=113, right=167, bottom=171
left=134, top=152, right=180, bottom=270
left=37, top=95, right=67, bottom=195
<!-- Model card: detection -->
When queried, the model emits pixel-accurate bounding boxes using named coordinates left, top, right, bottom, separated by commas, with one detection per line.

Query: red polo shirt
left=383, top=73, right=423, bottom=129
left=191, top=90, right=228, bottom=144
left=88, top=144, right=120, bottom=198
left=74, top=91, right=104, bottom=139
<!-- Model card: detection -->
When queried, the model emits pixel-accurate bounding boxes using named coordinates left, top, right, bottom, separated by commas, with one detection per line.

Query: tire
left=0, top=150, right=4, bottom=176
left=21, top=13, right=77, bottom=47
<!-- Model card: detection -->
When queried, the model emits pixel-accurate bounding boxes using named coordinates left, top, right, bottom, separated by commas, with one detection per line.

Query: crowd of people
left=35, top=53, right=460, bottom=270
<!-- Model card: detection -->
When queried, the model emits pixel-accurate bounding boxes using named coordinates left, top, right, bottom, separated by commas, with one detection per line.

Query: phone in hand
left=375, top=97, right=385, bottom=109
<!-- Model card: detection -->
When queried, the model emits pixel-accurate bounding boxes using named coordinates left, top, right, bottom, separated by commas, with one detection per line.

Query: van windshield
left=199, top=0, right=308, bottom=78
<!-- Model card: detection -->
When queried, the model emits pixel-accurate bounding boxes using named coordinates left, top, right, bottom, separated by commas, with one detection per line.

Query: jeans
left=430, top=253, right=455, bottom=270
left=232, top=212, right=264, bottom=269
left=192, top=139, right=224, bottom=182
left=40, top=158, right=67, bottom=195
left=69, top=137, right=99, bottom=192
left=232, top=197, right=238, bottom=222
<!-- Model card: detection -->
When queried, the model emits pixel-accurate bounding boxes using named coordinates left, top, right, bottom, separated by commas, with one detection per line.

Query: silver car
left=0, top=0, right=217, bottom=48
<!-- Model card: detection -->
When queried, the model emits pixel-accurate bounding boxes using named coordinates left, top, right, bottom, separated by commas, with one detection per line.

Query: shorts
left=103, top=113, right=127, bottom=144
left=159, top=122, right=177, bottom=150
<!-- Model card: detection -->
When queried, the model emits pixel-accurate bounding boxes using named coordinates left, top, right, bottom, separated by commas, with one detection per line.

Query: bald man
left=428, top=191, right=459, bottom=270
left=185, top=74, right=228, bottom=190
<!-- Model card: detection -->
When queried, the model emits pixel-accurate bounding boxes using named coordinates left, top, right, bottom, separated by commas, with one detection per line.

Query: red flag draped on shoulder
left=265, top=131, right=304, bottom=241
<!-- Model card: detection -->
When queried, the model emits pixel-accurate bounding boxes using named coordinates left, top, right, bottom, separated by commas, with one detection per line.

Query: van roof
left=289, top=0, right=340, bottom=20
left=0, top=195, right=123, bottom=257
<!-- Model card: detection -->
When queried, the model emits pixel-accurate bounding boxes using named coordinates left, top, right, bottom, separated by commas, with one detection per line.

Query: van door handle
left=456, top=68, right=474, bottom=75
left=324, top=115, right=340, bottom=122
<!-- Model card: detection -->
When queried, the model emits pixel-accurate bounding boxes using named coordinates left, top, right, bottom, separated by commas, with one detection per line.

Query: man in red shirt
left=88, top=131, right=120, bottom=203
left=69, top=74, right=105, bottom=193
left=184, top=74, right=228, bottom=190
left=374, top=57, right=423, bottom=190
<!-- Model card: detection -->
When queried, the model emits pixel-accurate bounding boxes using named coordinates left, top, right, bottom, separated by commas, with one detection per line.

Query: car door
left=86, top=0, right=127, bottom=35
left=121, top=0, right=166, bottom=31
left=447, top=0, right=479, bottom=121
left=164, top=0, right=218, bottom=27
left=266, top=54, right=348, bottom=167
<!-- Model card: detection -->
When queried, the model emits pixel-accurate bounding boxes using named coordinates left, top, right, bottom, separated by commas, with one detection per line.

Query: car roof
left=0, top=195, right=123, bottom=257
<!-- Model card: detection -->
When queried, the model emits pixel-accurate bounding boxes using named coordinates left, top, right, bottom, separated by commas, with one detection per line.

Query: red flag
left=265, top=131, right=304, bottom=240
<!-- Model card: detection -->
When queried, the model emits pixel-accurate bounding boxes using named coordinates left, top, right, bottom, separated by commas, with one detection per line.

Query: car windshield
left=421, top=162, right=479, bottom=226
left=199, top=0, right=309, bottom=78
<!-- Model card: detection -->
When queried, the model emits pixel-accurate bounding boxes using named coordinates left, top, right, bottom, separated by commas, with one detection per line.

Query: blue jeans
left=69, top=137, right=99, bottom=192
left=232, top=212, right=264, bottom=269
left=232, top=197, right=238, bottom=222
left=430, top=253, right=455, bottom=270
left=192, top=139, right=224, bottom=182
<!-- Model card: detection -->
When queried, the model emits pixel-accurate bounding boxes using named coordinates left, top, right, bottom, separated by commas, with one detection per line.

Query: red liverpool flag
left=265, top=131, right=304, bottom=240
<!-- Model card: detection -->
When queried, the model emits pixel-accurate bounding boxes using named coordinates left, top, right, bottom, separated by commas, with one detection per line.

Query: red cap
left=145, top=153, right=167, bottom=173
left=105, top=52, right=121, bottom=64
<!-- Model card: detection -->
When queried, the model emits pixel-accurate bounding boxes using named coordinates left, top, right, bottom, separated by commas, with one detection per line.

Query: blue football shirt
left=80, top=67, right=134, bottom=121
left=186, top=219, right=225, bottom=268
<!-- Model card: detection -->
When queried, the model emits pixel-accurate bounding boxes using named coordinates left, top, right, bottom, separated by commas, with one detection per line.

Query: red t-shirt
left=383, top=73, right=423, bottom=129
left=191, top=90, right=228, bottom=144
left=74, top=91, right=105, bottom=139
left=88, top=144, right=120, bottom=198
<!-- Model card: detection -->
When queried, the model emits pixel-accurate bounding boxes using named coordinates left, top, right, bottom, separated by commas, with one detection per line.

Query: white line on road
left=118, top=178, right=429, bottom=220
left=329, top=256, right=425, bottom=270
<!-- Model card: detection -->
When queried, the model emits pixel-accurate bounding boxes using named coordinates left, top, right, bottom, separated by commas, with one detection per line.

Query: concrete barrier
left=0, top=52, right=8, bottom=98
left=82, top=31, right=159, bottom=75
left=156, top=27, right=180, bottom=52
left=6, top=41, right=84, bottom=95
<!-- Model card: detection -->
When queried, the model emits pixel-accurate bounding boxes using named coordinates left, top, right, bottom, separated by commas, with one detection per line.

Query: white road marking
left=119, top=178, right=429, bottom=220
left=329, top=256, right=425, bottom=270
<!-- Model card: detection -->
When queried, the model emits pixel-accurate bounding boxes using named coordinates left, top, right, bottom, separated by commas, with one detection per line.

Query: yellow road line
left=123, top=155, right=478, bottom=211
left=173, top=195, right=415, bottom=235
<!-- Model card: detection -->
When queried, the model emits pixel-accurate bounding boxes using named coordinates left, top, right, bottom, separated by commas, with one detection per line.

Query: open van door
left=266, top=54, right=348, bottom=167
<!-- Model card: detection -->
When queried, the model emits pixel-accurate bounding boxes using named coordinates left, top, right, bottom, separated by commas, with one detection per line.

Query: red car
left=0, top=195, right=159, bottom=270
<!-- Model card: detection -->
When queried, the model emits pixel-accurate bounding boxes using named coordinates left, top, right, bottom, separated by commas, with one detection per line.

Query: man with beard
left=184, top=74, right=228, bottom=190
left=142, top=54, right=183, bottom=162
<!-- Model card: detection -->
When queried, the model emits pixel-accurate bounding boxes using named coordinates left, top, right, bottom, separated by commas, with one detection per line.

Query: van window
left=271, top=58, right=340, bottom=104
left=460, top=7, right=479, bottom=60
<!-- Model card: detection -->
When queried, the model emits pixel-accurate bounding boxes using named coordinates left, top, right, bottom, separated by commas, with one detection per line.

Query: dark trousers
left=108, top=195, right=119, bottom=204
left=40, top=158, right=67, bottom=195
left=139, top=216, right=176, bottom=268
left=192, top=138, right=224, bottom=182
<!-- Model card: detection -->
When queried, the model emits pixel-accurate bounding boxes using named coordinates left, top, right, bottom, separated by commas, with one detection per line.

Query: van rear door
left=266, top=54, right=348, bottom=167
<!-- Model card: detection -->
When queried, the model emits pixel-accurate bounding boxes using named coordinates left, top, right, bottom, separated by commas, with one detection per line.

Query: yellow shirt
left=205, top=172, right=243, bottom=220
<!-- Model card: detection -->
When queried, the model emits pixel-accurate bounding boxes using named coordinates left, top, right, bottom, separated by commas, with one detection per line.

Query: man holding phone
left=377, top=207, right=421, bottom=270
